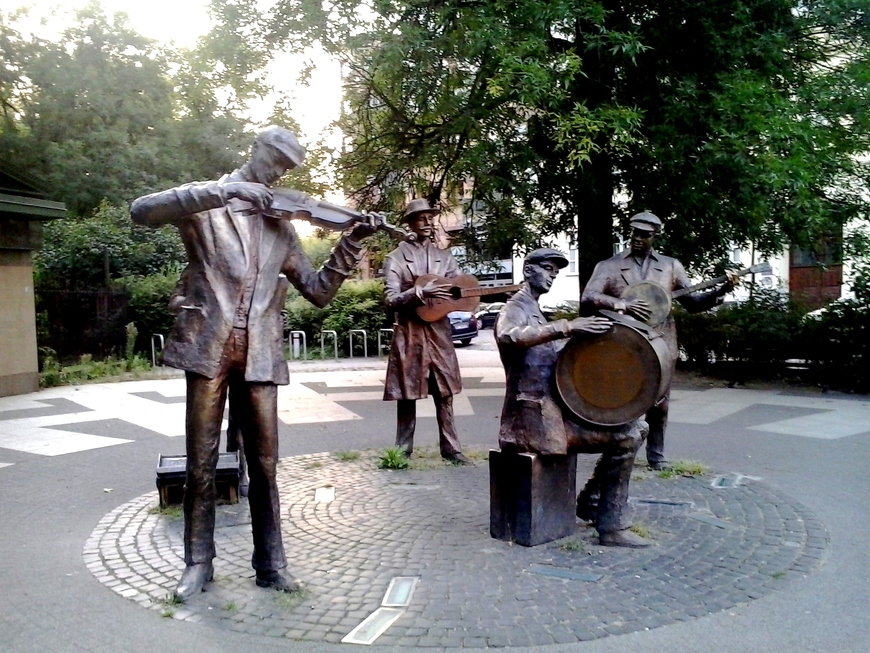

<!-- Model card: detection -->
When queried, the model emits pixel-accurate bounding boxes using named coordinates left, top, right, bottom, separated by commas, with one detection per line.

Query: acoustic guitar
left=414, top=274, right=523, bottom=322
left=620, top=262, right=772, bottom=327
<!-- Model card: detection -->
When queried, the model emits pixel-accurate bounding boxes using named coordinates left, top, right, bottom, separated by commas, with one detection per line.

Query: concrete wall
left=0, top=250, right=39, bottom=396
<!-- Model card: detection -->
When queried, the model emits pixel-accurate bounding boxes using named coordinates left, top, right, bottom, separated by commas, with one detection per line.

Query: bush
left=120, top=271, right=180, bottom=355
left=284, top=279, right=390, bottom=357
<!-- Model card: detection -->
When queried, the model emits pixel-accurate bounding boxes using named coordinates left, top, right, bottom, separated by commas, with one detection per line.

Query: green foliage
left=255, top=0, right=870, bottom=284
left=284, top=278, right=389, bottom=356
left=0, top=5, right=250, bottom=217
left=378, top=447, right=410, bottom=470
left=35, top=201, right=186, bottom=288
left=121, top=271, right=181, bottom=352
left=39, top=351, right=151, bottom=388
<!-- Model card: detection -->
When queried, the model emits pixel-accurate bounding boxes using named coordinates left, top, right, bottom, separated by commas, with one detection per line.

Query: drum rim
left=556, top=324, right=666, bottom=427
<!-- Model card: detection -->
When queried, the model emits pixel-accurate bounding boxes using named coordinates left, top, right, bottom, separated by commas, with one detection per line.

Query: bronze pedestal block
left=489, top=449, right=577, bottom=546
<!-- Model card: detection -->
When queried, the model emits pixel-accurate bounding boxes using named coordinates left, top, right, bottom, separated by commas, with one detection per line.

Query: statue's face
left=249, top=144, right=292, bottom=185
left=407, top=212, right=435, bottom=239
left=630, top=228, right=655, bottom=256
left=525, top=260, right=560, bottom=294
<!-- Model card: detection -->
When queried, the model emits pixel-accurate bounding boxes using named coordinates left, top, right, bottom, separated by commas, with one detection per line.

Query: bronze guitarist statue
left=131, top=126, right=381, bottom=601
left=581, top=212, right=735, bottom=470
left=382, top=198, right=472, bottom=464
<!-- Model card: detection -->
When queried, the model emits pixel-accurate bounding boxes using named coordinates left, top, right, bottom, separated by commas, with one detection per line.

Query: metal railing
left=378, top=328, right=394, bottom=357
left=151, top=334, right=164, bottom=367
left=288, top=330, right=307, bottom=360
left=320, top=330, right=338, bottom=360
left=349, top=329, right=368, bottom=358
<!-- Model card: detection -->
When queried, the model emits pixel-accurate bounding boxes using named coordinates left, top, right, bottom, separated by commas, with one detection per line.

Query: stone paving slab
left=84, top=451, right=827, bottom=648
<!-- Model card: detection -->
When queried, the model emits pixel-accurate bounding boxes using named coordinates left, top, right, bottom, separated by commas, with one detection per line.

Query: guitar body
left=414, top=274, right=482, bottom=322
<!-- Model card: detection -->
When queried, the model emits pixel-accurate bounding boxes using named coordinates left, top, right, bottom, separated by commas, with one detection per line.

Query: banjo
left=620, top=262, right=772, bottom=327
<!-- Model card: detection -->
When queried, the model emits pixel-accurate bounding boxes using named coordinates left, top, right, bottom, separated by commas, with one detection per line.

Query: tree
left=259, top=0, right=870, bottom=290
left=0, top=4, right=251, bottom=216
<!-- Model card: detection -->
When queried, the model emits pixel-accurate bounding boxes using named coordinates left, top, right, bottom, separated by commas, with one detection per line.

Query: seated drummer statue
left=495, top=248, right=650, bottom=547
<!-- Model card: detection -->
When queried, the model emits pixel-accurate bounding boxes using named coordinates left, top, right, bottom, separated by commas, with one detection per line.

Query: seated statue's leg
left=595, top=420, right=651, bottom=547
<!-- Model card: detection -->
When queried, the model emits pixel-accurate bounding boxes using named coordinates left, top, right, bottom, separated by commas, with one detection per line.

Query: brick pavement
left=84, top=450, right=827, bottom=648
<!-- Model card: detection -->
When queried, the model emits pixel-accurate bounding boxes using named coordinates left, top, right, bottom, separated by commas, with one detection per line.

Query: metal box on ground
left=489, top=449, right=577, bottom=546
left=156, top=452, right=240, bottom=508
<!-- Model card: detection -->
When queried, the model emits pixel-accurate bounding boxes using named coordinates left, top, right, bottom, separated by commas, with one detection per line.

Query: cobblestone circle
left=84, top=452, right=828, bottom=647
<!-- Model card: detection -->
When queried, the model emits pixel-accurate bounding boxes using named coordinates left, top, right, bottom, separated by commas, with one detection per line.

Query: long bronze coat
left=581, top=248, right=720, bottom=366
left=131, top=172, right=365, bottom=383
left=383, top=240, right=462, bottom=401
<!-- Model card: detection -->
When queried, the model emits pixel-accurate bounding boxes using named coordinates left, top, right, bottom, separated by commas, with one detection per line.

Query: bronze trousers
left=183, top=327, right=286, bottom=572
left=569, top=419, right=648, bottom=534
left=644, top=394, right=669, bottom=465
left=395, top=370, right=462, bottom=456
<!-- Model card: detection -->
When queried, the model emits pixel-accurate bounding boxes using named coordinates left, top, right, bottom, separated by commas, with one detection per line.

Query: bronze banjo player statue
left=580, top=212, right=737, bottom=470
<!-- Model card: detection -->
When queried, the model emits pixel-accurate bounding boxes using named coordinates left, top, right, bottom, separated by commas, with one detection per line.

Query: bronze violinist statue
left=131, top=126, right=387, bottom=601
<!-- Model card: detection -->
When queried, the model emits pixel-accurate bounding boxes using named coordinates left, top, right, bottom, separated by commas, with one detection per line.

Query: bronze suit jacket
left=131, top=172, right=364, bottom=384
left=382, top=239, right=462, bottom=401
left=495, top=286, right=575, bottom=455
left=581, top=248, right=720, bottom=367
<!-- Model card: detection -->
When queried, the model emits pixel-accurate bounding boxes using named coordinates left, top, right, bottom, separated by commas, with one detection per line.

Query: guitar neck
left=459, top=284, right=523, bottom=299
left=672, top=263, right=770, bottom=299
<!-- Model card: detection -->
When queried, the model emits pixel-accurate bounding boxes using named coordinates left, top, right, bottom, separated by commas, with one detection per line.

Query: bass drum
left=556, top=311, right=672, bottom=427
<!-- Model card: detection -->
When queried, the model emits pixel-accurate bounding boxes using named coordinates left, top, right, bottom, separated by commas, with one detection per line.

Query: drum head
left=621, top=281, right=671, bottom=326
left=556, top=324, right=664, bottom=426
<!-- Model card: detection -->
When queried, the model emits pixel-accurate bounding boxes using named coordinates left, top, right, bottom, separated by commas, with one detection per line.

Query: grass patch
left=559, top=539, right=585, bottom=552
left=656, top=460, right=709, bottom=479
left=629, top=523, right=651, bottom=539
left=157, top=592, right=183, bottom=616
left=333, top=450, right=361, bottom=462
left=378, top=447, right=410, bottom=470
left=224, top=601, right=238, bottom=613
left=275, top=587, right=307, bottom=611
left=149, top=504, right=183, bottom=519
left=771, top=571, right=786, bottom=579
left=304, top=461, right=323, bottom=469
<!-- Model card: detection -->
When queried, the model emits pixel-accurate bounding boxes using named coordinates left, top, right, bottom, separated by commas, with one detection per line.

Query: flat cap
left=629, top=211, right=662, bottom=232
left=257, top=126, right=306, bottom=167
left=524, top=247, right=569, bottom=269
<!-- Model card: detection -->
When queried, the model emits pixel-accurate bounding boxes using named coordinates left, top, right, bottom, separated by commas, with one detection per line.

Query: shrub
left=284, top=279, right=390, bottom=356
left=119, top=270, right=181, bottom=355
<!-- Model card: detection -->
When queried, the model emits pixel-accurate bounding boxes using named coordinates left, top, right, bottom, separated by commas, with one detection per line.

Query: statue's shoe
left=174, top=562, right=214, bottom=601
left=442, top=452, right=473, bottom=465
left=599, top=529, right=652, bottom=548
left=256, top=571, right=301, bottom=592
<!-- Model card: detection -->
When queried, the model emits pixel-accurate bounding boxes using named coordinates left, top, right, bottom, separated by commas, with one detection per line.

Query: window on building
left=731, top=247, right=742, bottom=264
left=568, top=247, right=577, bottom=274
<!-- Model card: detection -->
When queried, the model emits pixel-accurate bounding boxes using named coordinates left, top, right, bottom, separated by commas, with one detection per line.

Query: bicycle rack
left=349, top=329, right=368, bottom=358
left=151, top=334, right=165, bottom=367
left=378, top=328, right=394, bottom=357
left=320, top=330, right=338, bottom=360
left=288, top=330, right=307, bottom=360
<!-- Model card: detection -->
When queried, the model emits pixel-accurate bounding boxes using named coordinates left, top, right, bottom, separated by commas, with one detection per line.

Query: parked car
left=475, top=302, right=505, bottom=329
left=448, top=310, right=478, bottom=346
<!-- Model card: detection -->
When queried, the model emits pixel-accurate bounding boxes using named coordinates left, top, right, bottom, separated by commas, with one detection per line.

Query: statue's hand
left=421, top=280, right=453, bottom=300
left=224, top=182, right=273, bottom=211
left=721, top=270, right=740, bottom=294
left=568, top=316, right=612, bottom=335
left=349, top=213, right=383, bottom=241
left=624, top=298, right=651, bottom=321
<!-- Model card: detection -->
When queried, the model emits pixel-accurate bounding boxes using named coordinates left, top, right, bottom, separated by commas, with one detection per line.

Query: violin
left=232, top=187, right=408, bottom=239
